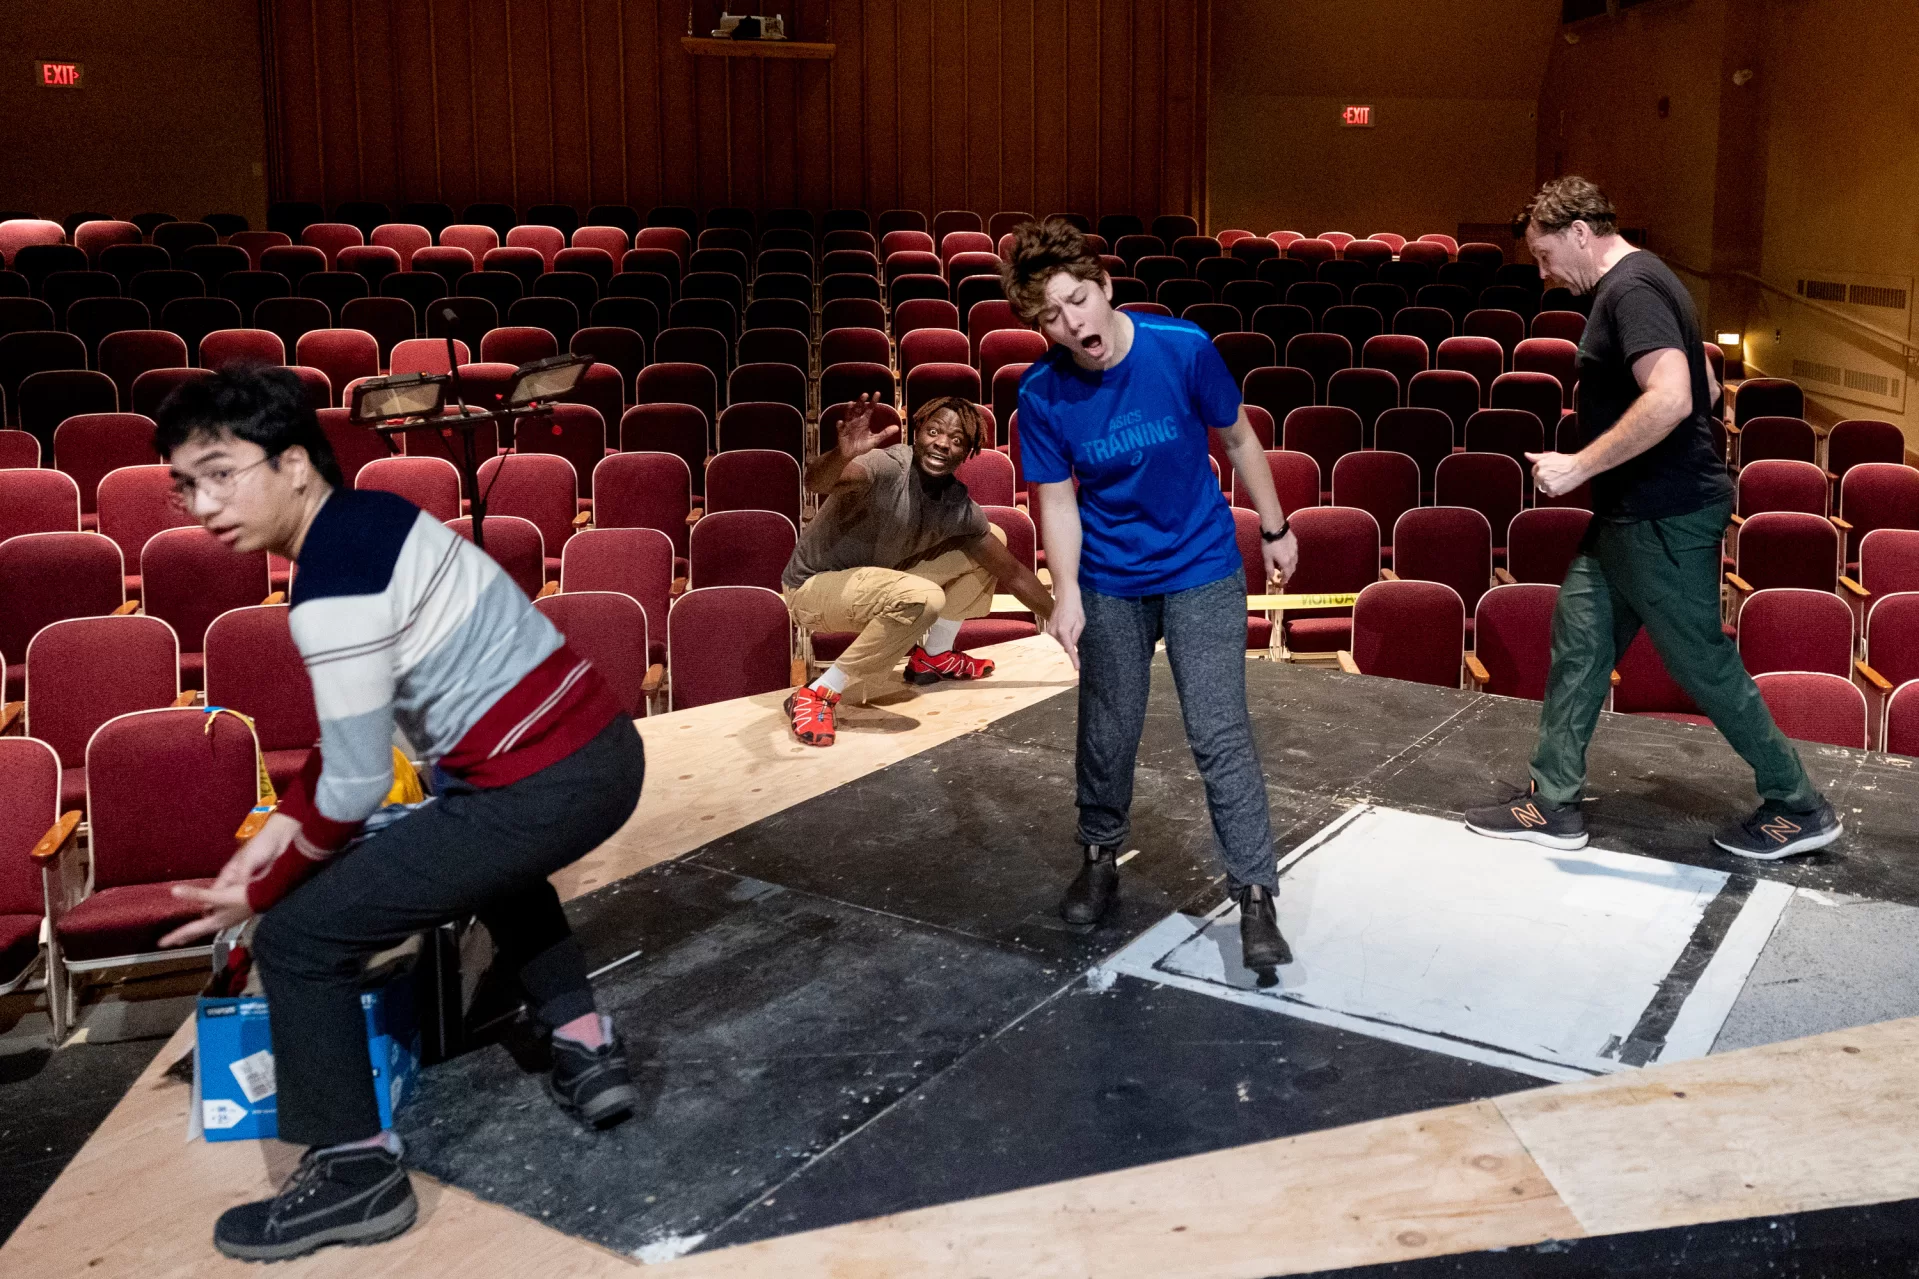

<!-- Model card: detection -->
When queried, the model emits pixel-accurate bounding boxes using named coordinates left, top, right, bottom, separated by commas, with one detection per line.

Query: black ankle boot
left=1059, top=844, right=1120, bottom=927
left=547, top=1028, right=639, bottom=1129
left=1237, top=884, right=1291, bottom=980
left=213, top=1143, right=416, bottom=1261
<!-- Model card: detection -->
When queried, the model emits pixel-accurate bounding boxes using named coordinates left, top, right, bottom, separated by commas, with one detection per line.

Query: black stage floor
left=374, top=660, right=1919, bottom=1271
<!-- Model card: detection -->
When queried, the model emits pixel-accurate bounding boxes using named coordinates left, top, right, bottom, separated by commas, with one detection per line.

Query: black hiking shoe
left=1237, top=884, right=1291, bottom=987
left=213, top=1144, right=416, bottom=1262
left=1463, top=782, right=1589, bottom=850
left=1059, top=844, right=1120, bottom=928
left=547, top=1028, right=639, bottom=1128
left=1713, top=798, right=1843, bottom=861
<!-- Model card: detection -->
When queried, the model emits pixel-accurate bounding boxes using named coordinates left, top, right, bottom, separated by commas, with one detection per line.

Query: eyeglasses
left=169, top=454, right=276, bottom=507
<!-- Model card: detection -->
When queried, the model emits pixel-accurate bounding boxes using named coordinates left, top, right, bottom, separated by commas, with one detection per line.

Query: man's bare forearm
left=1033, top=482, right=1083, bottom=599
left=1219, top=414, right=1284, bottom=531
left=805, top=449, right=853, bottom=494
left=1572, top=384, right=1688, bottom=480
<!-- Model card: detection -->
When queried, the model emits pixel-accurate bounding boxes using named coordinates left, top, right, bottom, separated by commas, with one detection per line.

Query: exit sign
left=37, top=60, right=84, bottom=88
left=1341, top=104, right=1374, bottom=127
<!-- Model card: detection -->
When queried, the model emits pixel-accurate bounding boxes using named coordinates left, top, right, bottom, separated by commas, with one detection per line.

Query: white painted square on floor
left=1100, top=805, right=1792, bottom=1082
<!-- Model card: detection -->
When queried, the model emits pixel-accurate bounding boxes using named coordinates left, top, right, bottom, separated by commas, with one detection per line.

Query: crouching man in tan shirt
left=781, top=394, right=1053, bottom=746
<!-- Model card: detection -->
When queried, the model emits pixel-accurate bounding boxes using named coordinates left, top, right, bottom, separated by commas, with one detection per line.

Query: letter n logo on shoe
left=1512, top=803, right=1546, bottom=829
left=1758, top=817, right=1801, bottom=844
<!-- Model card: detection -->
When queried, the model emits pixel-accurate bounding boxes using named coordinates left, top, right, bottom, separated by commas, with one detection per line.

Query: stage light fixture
left=349, top=372, right=448, bottom=423
left=504, top=353, right=594, bottom=407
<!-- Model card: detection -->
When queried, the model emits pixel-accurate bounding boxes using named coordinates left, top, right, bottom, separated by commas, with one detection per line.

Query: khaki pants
left=785, top=526, right=1004, bottom=702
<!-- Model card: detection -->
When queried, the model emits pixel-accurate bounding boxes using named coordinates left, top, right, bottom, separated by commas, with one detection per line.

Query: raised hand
left=837, top=392, right=901, bottom=459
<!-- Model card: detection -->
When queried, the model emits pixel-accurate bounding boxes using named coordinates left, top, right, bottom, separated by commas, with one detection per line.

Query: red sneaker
left=784, top=686, right=840, bottom=746
left=903, top=645, right=996, bottom=685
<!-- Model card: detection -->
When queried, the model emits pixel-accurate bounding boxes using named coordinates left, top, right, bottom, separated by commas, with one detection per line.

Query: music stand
left=349, top=354, right=594, bottom=549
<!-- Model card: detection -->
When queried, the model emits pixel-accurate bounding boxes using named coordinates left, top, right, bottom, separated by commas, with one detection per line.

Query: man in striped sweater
left=155, top=368, right=646, bottom=1262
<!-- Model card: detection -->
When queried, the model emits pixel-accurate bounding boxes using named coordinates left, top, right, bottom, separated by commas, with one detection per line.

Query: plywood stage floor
left=4, top=635, right=1919, bottom=1277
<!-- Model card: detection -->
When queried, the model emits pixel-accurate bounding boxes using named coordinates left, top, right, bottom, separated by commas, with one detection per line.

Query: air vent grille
left=1792, top=359, right=1844, bottom=386
left=1844, top=369, right=1899, bottom=398
left=1849, top=284, right=1908, bottom=310
left=1800, top=279, right=1847, bottom=302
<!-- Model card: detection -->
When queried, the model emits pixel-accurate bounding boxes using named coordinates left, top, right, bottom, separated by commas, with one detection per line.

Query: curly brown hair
left=1000, top=217, right=1106, bottom=324
left=1513, top=175, right=1619, bottom=239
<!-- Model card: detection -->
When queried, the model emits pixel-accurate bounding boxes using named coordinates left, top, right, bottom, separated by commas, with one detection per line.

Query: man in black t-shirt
left=1464, top=177, right=1840, bottom=861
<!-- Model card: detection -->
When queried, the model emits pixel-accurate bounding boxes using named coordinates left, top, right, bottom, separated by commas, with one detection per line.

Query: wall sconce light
left=1717, top=332, right=1742, bottom=348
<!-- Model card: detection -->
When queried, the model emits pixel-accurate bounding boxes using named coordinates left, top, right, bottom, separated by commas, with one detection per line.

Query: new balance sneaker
left=1463, top=782, right=1589, bottom=850
left=1236, top=884, right=1291, bottom=982
left=1058, top=844, right=1120, bottom=927
left=784, top=685, right=840, bottom=746
left=213, top=1143, right=416, bottom=1262
left=1713, top=798, right=1843, bottom=861
left=903, top=645, right=995, bottom=685
left=547, top=1028, right=639, bottom=1129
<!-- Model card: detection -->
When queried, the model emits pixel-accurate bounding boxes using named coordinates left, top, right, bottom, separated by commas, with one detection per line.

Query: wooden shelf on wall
left=681, top=37, right=835, bottom=60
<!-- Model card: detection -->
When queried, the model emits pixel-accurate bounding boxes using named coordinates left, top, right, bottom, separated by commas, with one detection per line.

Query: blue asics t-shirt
left=1017, top=314, right=1243, bottom=597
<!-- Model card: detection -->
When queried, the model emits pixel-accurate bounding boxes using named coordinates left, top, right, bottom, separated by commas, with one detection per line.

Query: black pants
left=254, top=717, right=645, bottom=1147
left=1076, top=568, right=1278, bottom=891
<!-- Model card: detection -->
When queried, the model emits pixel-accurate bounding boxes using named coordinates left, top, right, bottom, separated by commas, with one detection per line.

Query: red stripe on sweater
left=254, top=643, right=620, bottom=911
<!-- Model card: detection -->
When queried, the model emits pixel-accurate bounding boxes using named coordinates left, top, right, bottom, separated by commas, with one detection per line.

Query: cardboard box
left=192, top=975, right=421, bottom=1142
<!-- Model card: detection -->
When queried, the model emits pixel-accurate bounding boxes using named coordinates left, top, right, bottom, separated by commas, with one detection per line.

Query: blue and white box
left=192, top=975, right=420, bottom=1142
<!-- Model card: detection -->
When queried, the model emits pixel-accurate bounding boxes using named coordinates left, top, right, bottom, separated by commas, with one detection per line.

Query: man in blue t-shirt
left=1006, top=218, right=1300, bottom=980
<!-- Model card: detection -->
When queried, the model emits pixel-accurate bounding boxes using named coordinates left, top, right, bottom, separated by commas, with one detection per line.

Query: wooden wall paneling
left=967, top=0, right=1003, bottom=217
left=829, top=0, right=865, bottom=210
left=1162, top=0, right=1196, bottom=226
left=1193, top=0, right=1211, bottom=231
left=1097, top=0, right=1131, bottom=219
left=1000, top=0, right=1034, bottom=216
left=263, top=1, right=1210, bottom=222
left=895, top=3, right=932, bottom=216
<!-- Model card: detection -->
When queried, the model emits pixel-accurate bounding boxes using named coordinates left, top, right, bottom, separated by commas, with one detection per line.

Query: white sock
left=811, top=666, right=849, bottom=695
left=317, top=1130, right=402, bottom=1158
left=922, top=618, right=962, bottom=656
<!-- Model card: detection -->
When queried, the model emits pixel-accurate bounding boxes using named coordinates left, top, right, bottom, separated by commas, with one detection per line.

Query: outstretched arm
left=967, top=529, right=1053, bottom=622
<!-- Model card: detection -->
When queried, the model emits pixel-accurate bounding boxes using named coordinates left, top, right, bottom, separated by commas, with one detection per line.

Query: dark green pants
left=1530, top=500, right=1818, bottom=808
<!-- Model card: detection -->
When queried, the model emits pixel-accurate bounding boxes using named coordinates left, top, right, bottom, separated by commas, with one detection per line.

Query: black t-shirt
left=1576, top=251, right=1732, bottom=521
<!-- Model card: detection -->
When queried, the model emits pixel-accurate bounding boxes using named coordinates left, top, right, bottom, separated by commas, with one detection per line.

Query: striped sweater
left=252, top=488, right=618, bottom=909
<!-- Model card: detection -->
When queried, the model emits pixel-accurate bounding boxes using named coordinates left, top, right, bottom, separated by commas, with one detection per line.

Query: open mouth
left=1079, top=334, right=1105, bottom=357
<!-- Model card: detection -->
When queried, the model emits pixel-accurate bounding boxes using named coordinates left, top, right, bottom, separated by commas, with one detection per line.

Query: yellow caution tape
left=988, top=592, right=1358, bottom=614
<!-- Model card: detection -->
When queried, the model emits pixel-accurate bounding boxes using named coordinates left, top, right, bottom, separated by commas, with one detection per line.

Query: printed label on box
left=228, top=1048, right=277, bottom=1104
left=202, top=1098, right=249, bottom=1130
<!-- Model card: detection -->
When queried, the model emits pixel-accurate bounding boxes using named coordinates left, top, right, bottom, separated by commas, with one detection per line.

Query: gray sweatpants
left=1076, top=568, right=1278, bottom=890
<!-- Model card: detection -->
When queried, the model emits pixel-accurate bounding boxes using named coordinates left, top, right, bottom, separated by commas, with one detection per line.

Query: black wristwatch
left=1260, top=519, right=1290, bottom=543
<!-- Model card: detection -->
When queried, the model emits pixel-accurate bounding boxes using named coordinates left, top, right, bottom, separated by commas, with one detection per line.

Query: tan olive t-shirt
left=781, top=443, right=989, bottom=590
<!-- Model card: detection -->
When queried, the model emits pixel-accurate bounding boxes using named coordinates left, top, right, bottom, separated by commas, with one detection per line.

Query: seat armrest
left=789, top=656, right=809, bottom=688
left=112, top=599, right=139, bottom=615
left=171, top=690, right=200, bottom=707
left=31, top=811, right=83, bottom=865
left=642, top=663, right=665, bottom=694
left=537, top=580, right=559, bottom=598
left=1727, top=512, right=1744, bottom=526
left=1379, top=568, right=1400, bottom=581
left=572, top=509, right=591, bottom=527
left=1465, top=653, right=1491, bottom=686
left=261, top=590, right=286, bottom=606
left=1724, top=421, right=1742, bottom=435
left=1336, top=650, right=1361, bottom=675
left=685, top=507, right=703, bottom=525
left=1840, top=576, right=1869, bottom=597
left=1856, top=660, right=1893, bottom=692
left=0, top=701, right=20, bottom=735
left=1831, top=516, right=1853, bottom=531
left=1610, top=669, right=1621, bottom=687
left=1825, top=468, right=1839, bottom=482
left=670, top=576, right=688, bottom=598
left=1725, top=572, right=1754, bottom=595
left=1492, top=568, right=1516, bottom=586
